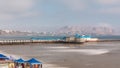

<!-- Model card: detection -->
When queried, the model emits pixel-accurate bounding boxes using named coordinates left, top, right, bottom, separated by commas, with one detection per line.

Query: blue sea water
left=0, top=35, right=120, bottom=40
left=0, top=35, right=120, bottom=68
left=93, top=35, right=120, bottom=40
left=0, top=40, right=120, bottom=68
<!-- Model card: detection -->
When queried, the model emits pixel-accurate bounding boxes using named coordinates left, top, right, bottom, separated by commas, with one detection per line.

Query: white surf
left=51, top=49, right=109, bottom=55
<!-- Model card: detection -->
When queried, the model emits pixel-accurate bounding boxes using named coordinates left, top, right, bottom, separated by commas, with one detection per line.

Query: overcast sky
left=0, top=0, right=120, bottom=32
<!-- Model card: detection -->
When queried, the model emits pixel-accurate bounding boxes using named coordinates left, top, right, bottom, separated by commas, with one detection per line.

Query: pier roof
left=0, top=54, right=9, bottom=59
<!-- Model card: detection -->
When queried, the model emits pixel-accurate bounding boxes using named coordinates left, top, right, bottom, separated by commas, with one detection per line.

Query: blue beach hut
left=15, top=58, right=25, bottom=63
left=26, top=58, right=42, bottom=68
left=0, top=54, right=9, bottom=60
left=15, top=58, right=25, bottom=68
left=0, top=54, right=15, bottom=68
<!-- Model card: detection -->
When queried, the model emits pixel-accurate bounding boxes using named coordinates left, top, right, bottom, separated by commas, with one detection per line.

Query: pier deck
left=0, top=39, right=119, bottom=45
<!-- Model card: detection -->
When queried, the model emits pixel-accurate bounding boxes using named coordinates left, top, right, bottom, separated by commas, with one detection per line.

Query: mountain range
left=0, top=25, right=117, bottom=36
left=57, top=25, right=115, bottom=35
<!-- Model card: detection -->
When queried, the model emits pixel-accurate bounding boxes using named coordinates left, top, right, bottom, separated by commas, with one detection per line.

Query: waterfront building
left=64, top=34, right=86, bottom=43
left=65, top=37, right=75, bottom=42
left=74, top=34, right=98, bottom=42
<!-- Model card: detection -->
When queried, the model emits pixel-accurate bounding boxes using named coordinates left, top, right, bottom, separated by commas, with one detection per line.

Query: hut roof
left=0, top=54, right=9, bottom=59
left=26, top=58, right=42, bottom=64
left=15, top=58, right=25, bottom=63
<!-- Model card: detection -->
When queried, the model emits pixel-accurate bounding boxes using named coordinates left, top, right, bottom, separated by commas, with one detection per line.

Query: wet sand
left=0, top=42, right=120, bottom=68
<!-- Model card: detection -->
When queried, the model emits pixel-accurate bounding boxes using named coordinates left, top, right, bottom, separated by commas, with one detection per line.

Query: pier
left=0, top=39, right=85, bottom=45
left=0, top=40, right=32, bottom=45
left=0, top=34, right=98, bottom=45
left=0, top=39, right=64, bottom=45
left=0, top=39, right=120, bottom=45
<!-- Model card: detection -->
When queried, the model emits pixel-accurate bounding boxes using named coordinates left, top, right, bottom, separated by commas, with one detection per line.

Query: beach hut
left=15, top=58, right=25, bottom=68
left=0, top=54, right=9, bottom=60
left=0, top=54, right=15, bottom=68
left=26, top=58, right=42, bottom=68
left=15, top=58, right=25, bottom=63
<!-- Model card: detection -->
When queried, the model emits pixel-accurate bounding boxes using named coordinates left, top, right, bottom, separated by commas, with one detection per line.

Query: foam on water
left=51, top=49, right=110, bottom=55
left=47, top=46, right=69, bottom=49
left=0, top=50, right=24, bottom=59
left=43, top=64, right=69, bottom=68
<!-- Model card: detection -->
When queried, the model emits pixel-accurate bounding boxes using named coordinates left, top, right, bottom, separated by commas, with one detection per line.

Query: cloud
left=98, top=7, right=120, bottom=14
left=57, top=0, right=87, bottom=11
left=17, top=11, right=41, bottom=18
left=97, top=23, right=112, bottom=27
left=0, top=0, right=37, bottom=20
left=93, top=0, right=120, bottom=5
left=90, top=0, right=120, bottom=14
left=0, top=0, right=34, bottom=13
left=0, top=12, right=14, bottom=20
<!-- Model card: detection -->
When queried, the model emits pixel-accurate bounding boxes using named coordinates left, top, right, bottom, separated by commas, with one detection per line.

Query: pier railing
left=0, top=40, right=32, bottom=44
left=0, top=39, right=65, bottom=45
left=0, top=39, right=120, bottom=45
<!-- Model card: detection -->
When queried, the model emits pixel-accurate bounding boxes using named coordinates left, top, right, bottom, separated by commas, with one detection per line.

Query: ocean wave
left=43, top=63, right=69, bottom=68
left=46, top=46, right=69, bottom=49
left=0, top=50, right=23, bottom=59
left=51, top=49, right=109, bottom=55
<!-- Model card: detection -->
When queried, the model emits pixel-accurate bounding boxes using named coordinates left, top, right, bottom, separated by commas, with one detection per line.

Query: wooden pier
left=0, top=39, right=120, bottom=45
left=0, top=40, right=32, bottom=45
left=0, top=39, right=85, bottom=45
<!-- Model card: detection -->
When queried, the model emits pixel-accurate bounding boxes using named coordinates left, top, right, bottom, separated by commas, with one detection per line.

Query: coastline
left=1, top=41, right=120, bottom=68
left=0, top=50, right=21, bottom=60
left=0, top=49, right=68, bottom=68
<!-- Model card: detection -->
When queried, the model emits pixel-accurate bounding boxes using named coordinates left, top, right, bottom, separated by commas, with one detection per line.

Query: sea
left=0, top=35, right=120, bottom=68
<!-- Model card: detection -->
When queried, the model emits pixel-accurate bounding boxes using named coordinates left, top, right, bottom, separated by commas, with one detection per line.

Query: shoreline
left=1, top=42, right=120, bottom=68
left=0, top=50, right=68, bottom=68
left=0, top=50, right=22, bottom=60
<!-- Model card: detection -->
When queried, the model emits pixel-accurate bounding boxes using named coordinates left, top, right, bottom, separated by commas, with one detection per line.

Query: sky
left=0, top=0, right=120, bottom=32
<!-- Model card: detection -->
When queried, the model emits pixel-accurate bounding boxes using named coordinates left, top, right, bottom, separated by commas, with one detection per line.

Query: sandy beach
left=0, top=44, right=70, bottom=68
left=0, top=42, right=120, bottom=68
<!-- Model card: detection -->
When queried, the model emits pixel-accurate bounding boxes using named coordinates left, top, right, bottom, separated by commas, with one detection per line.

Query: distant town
left=0, top=25, right=117, bottom=36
